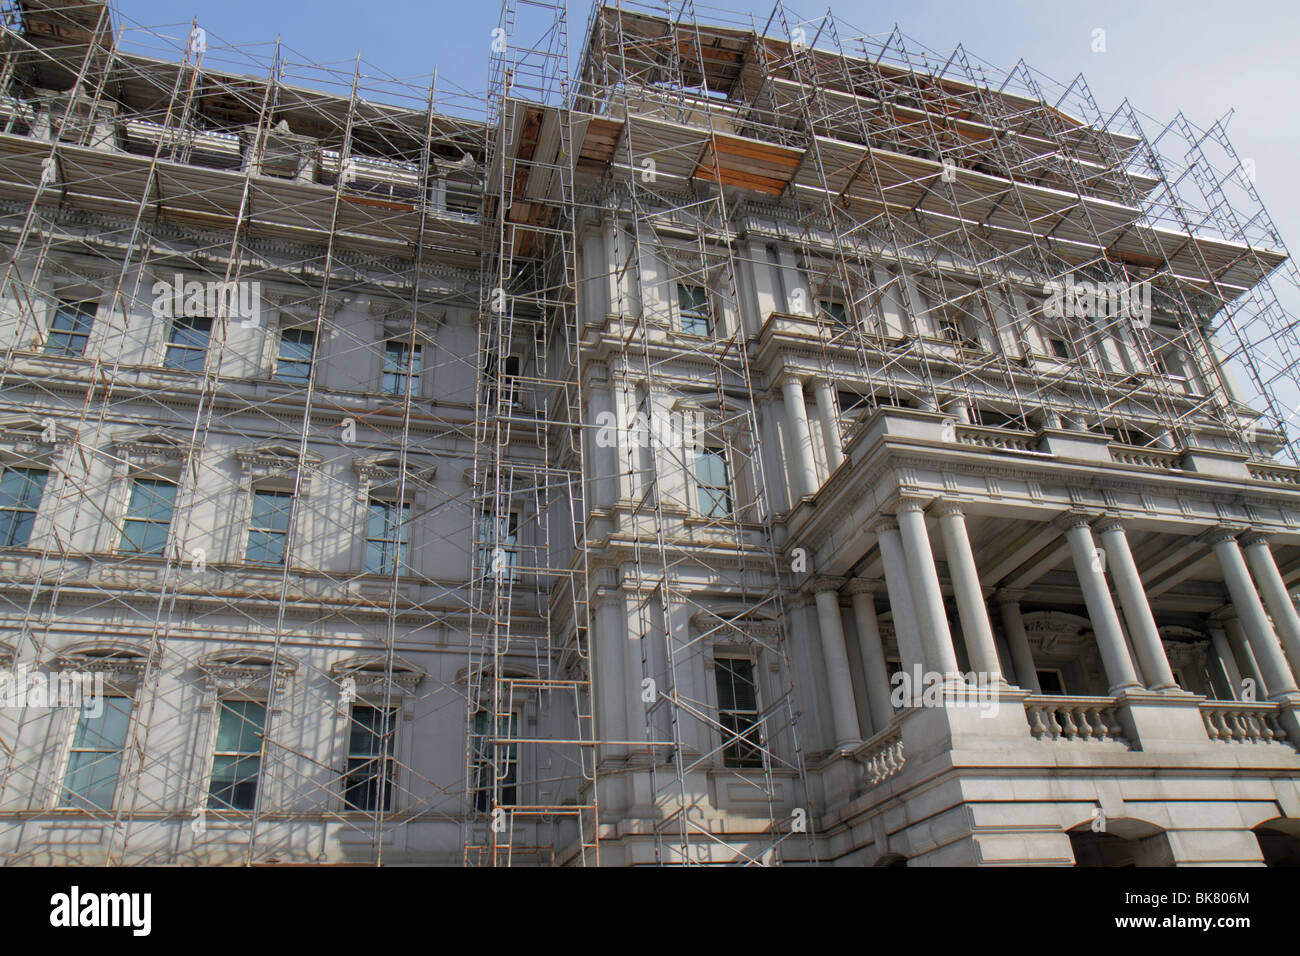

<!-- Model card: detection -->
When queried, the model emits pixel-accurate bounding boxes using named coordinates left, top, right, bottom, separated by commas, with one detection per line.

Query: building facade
left=0, top=0, right=1299, bottom=865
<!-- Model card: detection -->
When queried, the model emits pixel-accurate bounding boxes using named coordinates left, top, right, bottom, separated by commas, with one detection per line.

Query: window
left=381, top=339, right=422, bottom=396
left=207, top=699, right=265, bottom=811
left=472, top=710, right=518, bottom=812
left=0, top=466, right=47, bottom=547
left=694, top=447, right=732, bottom=519
left=120, top=477, right=176, bottom=555
left=343, top=704, right=397, bottom=812
left=246, top=489, right=292, bottom=565
left=59, top=696, right=132, bottom=810
left=1036, top=669, right=1066, bottom=695
left=45, top=301, right=96, bottom=357
left=478, top=509, right=519, bottom=580
left=275, top=327, right=314, bottom=383
left=677, top=284, right=711, bottom=337
left=818, top=300, right=848, bottom=326
left=714, top=657, right=762, bottom=768
left=1048, top=337, right=1070, bottom=360
left=164, top=315, right=213, bottom=371
left=365, top=499, right=409, bottom=574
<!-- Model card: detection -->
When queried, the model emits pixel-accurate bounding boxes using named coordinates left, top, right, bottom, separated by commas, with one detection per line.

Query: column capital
left=1207, top=605, right=1239, bottom=625
left=1053, top=509, right=1097, bottom=532
left=1092, top=514, right=1128, bottom=535
left=994, top=587, right=1028, bottom=606
left=1239, top=530, right=1273, bottom=548
left=807, top=575, right=848, bottom=596
left=894, top=493, right=932, bottom=515
left=930, top=498, right=966, bottom=519
left=844, top=576, right=883, bottom=597
left=775, top=370, right=806, bottom=390
left=1199, top=524, right=1248, bottom=547
left=870, top=515, right=900, bottom=535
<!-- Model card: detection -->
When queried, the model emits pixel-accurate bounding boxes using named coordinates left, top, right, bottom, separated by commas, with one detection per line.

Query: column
left=1241, top=532, right=1300, bottom=685
left=1207, top=527, right=1300, bottom=698
left=1207, top=624, right=1244, bottom=701
left=846, top=578, right=895, bottom=734
left=1224, top=616, right=1267, bottom=698
left=934, top=500, right=1004, bottom=683
left=779, top=373, right=818, bottom=499
left=585, top=363, right=617, bottom=511
left=996, top=590, right=1041, bottom=694
left=812, top=578, right=862, bottom=750
left=1060, top=512, right=1142, bottom=693
left=873, top=517, right=926, bottom=676
left=810, top=378, right=846, bottom=473
left=896, top=497, right=962, bottom=681
left=594, top=592, right=628, bottom=756
left=1095, top=517, right=1179, bottom=691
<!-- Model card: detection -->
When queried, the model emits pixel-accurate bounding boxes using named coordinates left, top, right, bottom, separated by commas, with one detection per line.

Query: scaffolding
left=0, top=0, right=1297, bottom=868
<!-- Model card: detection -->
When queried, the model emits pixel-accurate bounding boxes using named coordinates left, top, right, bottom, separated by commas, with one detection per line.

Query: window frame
left=380, top=338, right=422, bottom=397
left=342, top=702, right=399, bottom=812
left=119, top=475, right=177, bottom=556
left=471, top=708, right=519, bottom=813
left=245, top=488, right=293, bottom=566
left=676, top=283, right=712, bottom=337
left=0, top=465, right=48, bottom=548
left=57, top=695, right=133, bottom=811
left=275, top=326, right=315, bottom=384
left=163, top=313, right=214, bottom=372
left=713, top=656, right=763, bottom=769
left=44, top=300, right=97, bottom=357
left=693, top=446, right=733, bottom=520
left=206, top=698, right=266, bottom=812
left=364, top=497, right=410, bottom=575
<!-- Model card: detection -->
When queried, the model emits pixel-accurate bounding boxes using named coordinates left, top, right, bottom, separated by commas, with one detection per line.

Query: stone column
left=1207, top=624, right=1244, bottom=701
left=934, top=500, right=1004, bottom=683
left=1224, top=617, right=1267, bottom=698
left=810, top=378, right=846, bottom=473
left=896, top=496, right=962, bottom=681
left=778, top=373, right=819, bottom=500
left=1060, top=512, right=1142, bottom=693
left=846, top=578, right=894, bottom=734
left=1241, top=532, right=1300, bottom=685
left=1207, top=527, right=1300, bottom=699
left=1095, top=517, right=1179, bottom=691
left=996, top=590, right=1041, bottom=694
left=873, top=517, right=926, bottom=676
left=594, top=591, right=628, bottom=757
left=585, top=363, right=617, bottom=511
left=811, top=577, right=862, bottom=750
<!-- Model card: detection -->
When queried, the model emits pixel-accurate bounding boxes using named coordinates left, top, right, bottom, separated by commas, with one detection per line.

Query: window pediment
left=199, top=650, right=297, bottom=695
left=330, top=655, right=425, bottom=695
left=55, top=641, right=151, bottom=678
left=113, top=431, right=189, bottom=470
left=236, top=442, right=322, bottom=492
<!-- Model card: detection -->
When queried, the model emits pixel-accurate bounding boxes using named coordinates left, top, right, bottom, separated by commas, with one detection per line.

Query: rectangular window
left=45, top=301, right=96, bottom=357
left=714, top=657, right=762, bottom=768
left=164, top=315, right=213, bottom=371
left=59, top=696, right=132, bottom=810
left=472, top=710, right=518, bottom=812
left=1048, top=337, right=1070, bottom=360
left=477, top=509, right=519, bottom=580
left=120, top=477, right=176, bottom=555
left=381, top=339, right=422, bottom=396
left=246, top=489, right=292, bottom=565
left=207, top=699, right=265, bottom=811
left=677, top=284, right=711, bottom=337
left=365, top=499, right=409, bottom=575
left=694, top=447, right=732, bottom=519
left=0, top=466, right=47, bottom=547
left=817, top=300, right=848, bottom=326
left=275, top=327, right=314, bottom=384
left=343, top=704, right=397, bottom=812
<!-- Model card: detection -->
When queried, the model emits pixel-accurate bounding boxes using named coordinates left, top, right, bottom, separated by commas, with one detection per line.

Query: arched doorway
left=1069, top=820, right=1172, bottom=866
left=1255, top=821, right=1300, bottom=867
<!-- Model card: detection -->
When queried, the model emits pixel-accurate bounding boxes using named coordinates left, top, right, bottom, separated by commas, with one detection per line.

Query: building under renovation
left=1, top=0, right=1300, bottom=866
